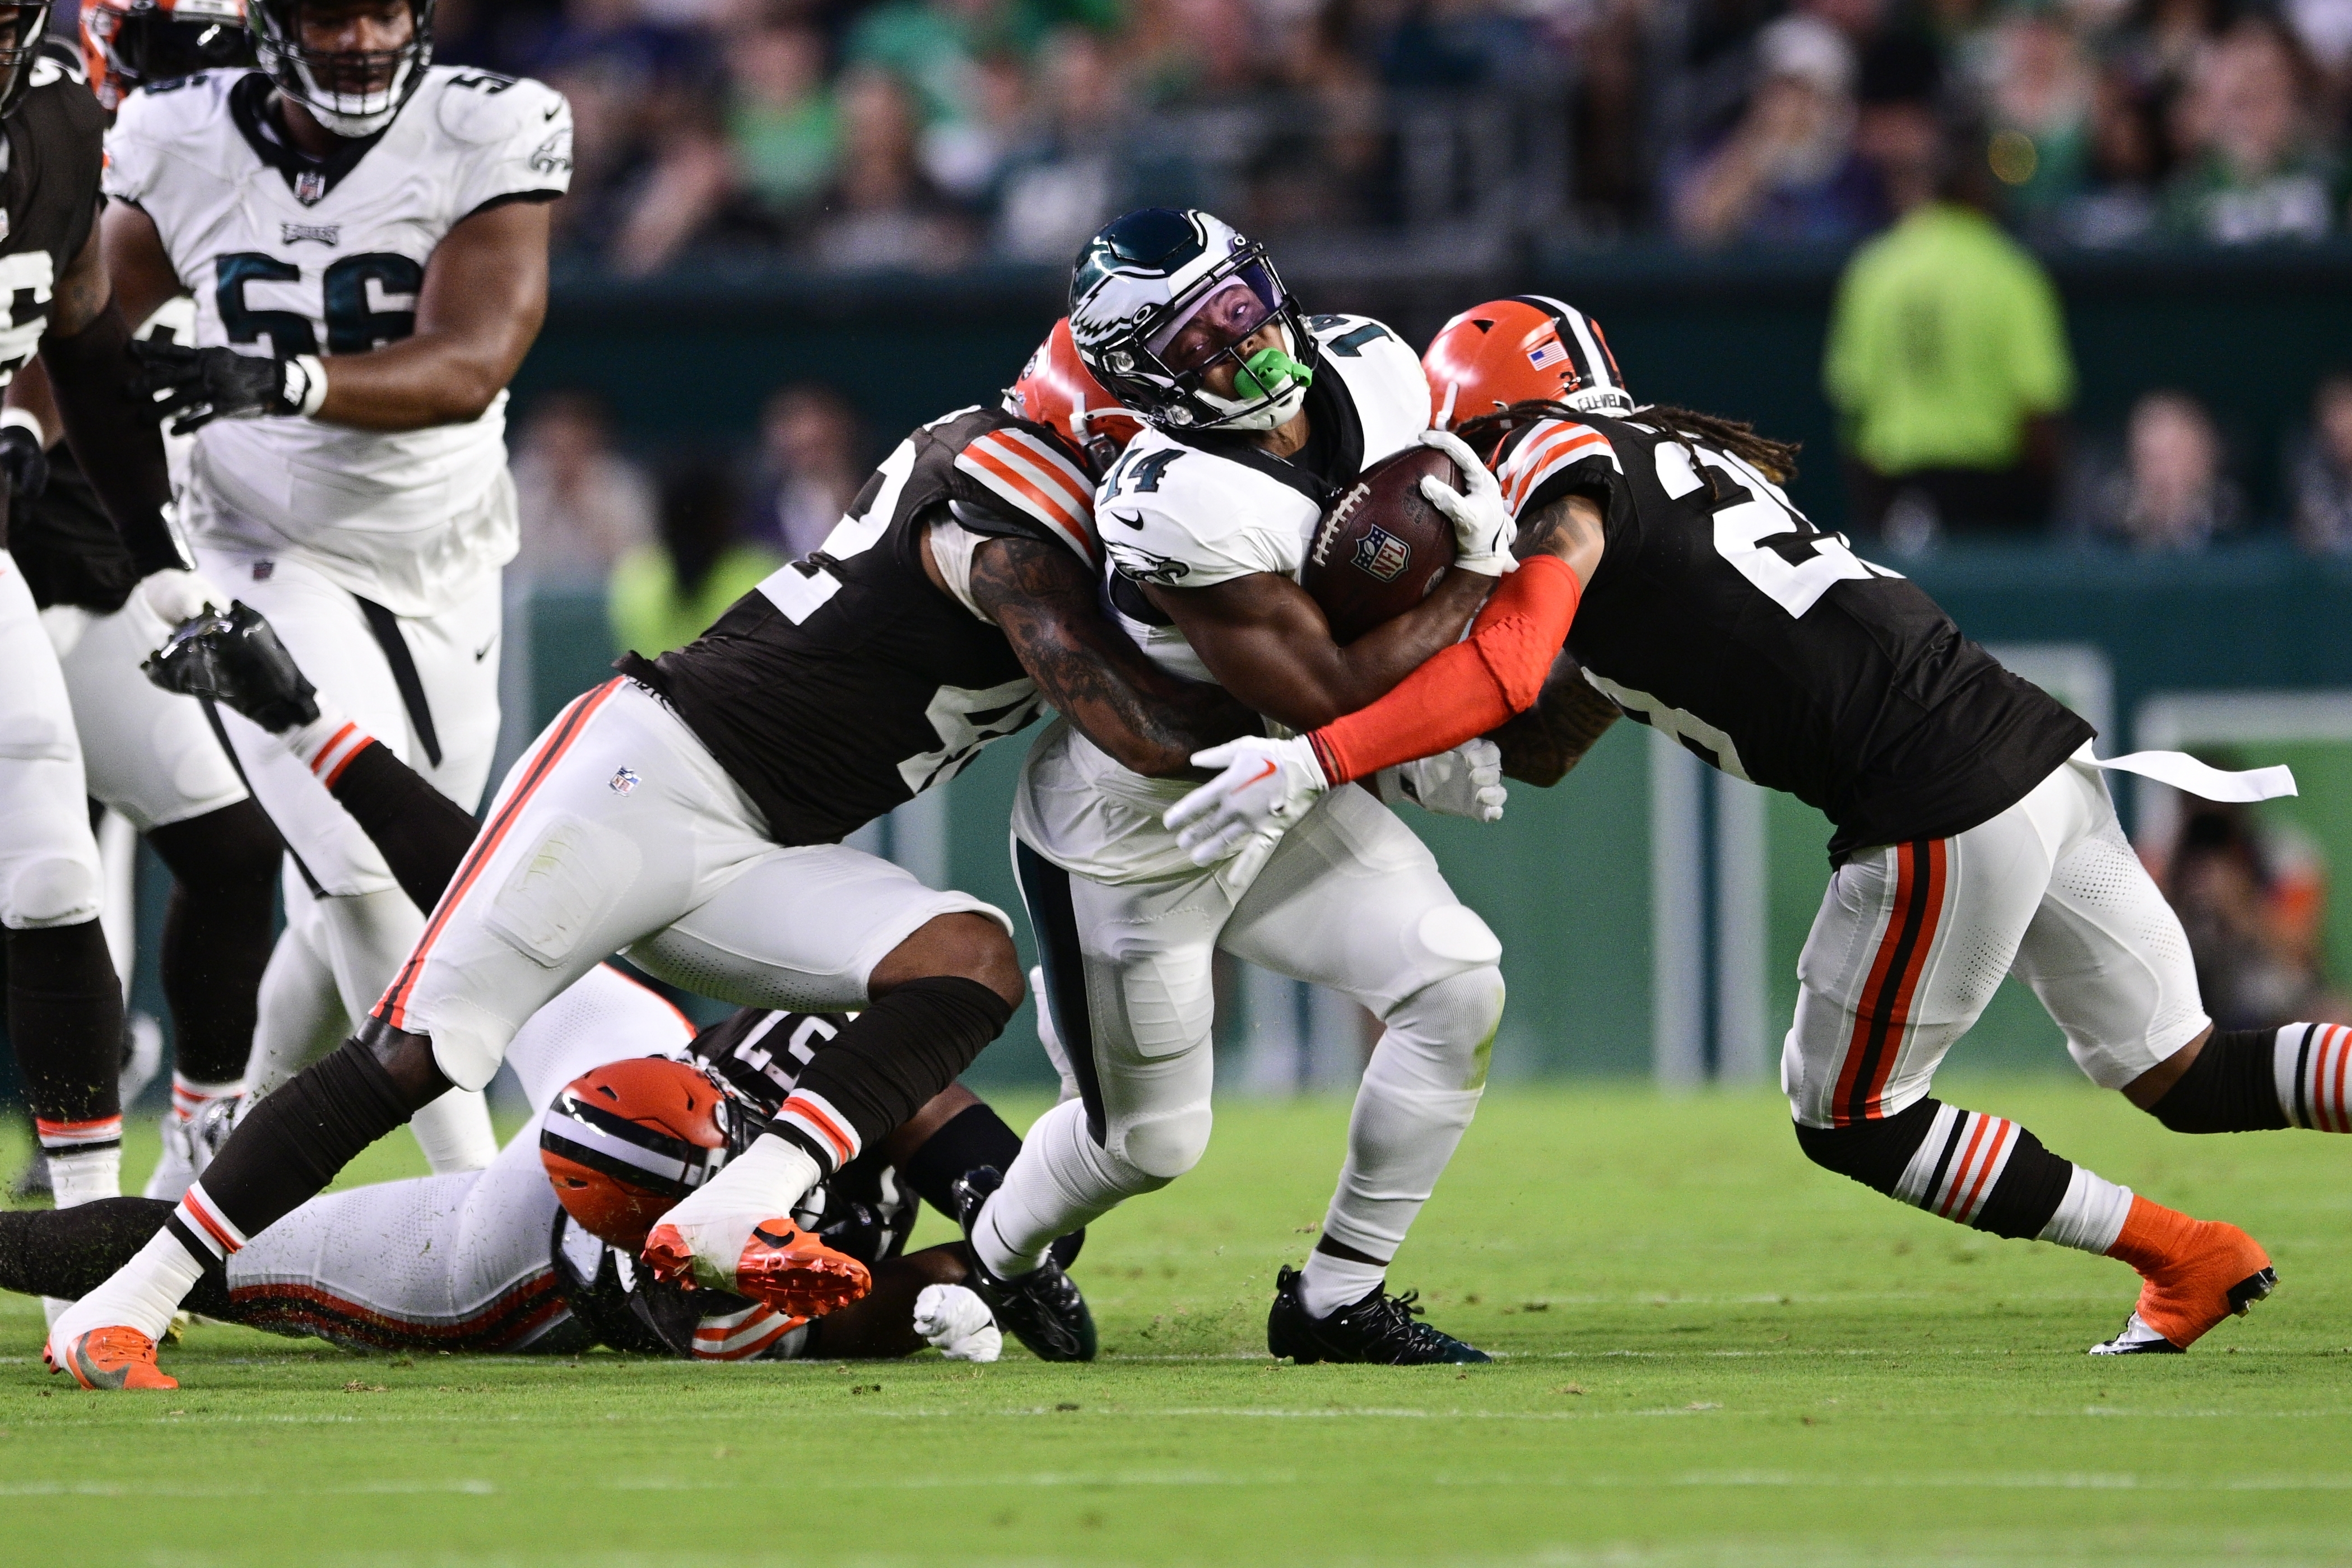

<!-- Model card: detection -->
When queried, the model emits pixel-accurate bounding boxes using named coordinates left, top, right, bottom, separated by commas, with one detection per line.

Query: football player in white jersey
left=0, top=2, right=278, bottom=1208
left=92, top=0, right=575, bottom=1176
left=0, top=14, right=238, bottom=1242
left=965, top=208, right=1555, bottom=1364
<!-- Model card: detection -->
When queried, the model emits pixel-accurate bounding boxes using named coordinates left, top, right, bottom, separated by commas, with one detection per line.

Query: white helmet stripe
left=1522, top=294, right=1619, bottom=396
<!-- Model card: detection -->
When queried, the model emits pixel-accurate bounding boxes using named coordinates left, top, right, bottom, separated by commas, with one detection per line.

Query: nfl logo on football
left=1351, top=523, right=1412, bottom=583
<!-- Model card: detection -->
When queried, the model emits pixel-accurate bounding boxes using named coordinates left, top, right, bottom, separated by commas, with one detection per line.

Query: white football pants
left=42, top=594, right=246, bottom=833
left=192, top=548, right=505, bottom=1169
left=375, top=677, right=1006, bottom=1094
left=0, top=556, right=103, bottom=930
left=1784, top=747, right=2209, bottom=1129
left=987, top=720, right=1504, bottom=1274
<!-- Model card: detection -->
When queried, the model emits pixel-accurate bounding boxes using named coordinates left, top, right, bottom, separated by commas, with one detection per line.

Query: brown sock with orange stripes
left=1796, top=1096, right=2125, bottom=1248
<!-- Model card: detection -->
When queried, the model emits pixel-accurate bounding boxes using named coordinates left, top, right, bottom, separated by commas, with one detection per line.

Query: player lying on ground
left=8, top=965, right=1036, bottom=1368
left=16, top=606, right=1079, bottom=1374
left=963, top=208, right=1577, bottom=1367
left=47, top=322, right=1249, bottom=1388
left=0, top=18, right=236, bottom=1238
left=1173, top=293, right=2305, bottom=1356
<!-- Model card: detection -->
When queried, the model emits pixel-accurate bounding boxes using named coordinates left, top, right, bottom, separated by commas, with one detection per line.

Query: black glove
left=0, top=419, right=48, bottom=499
left=132, top=341, right=323, bottom=435
left=143, top=599, right=320, bottom=733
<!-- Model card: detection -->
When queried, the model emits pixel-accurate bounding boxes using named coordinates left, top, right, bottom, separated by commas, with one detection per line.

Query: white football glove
left=1374, top=738, right=1508, bottom=823
left=1163, top=734, right=1329, bottom=868
left=1416, top=428, right=1517, bottom=578
left=133, top=568, right=227, bottom=630
left=914, top=1283, right=1002, bottom=1363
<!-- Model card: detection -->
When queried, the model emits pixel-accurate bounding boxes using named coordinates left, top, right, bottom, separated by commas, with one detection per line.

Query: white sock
left=408, top=1087, right=498, bottom=1174
left=1314, top=970, right=1498, bottom=1273
left=39, top=1108, right=124, bottom=1208
left=52, top=1226, right=207, bottom=1346
left=677, top=1133, right=823, bottom=1224
left=2039, top=1165, right=2134, bottom=1254
left=975, top=1098, right=1160, bottom=1278
left=1298, top=1249, right=1388, bottom=1318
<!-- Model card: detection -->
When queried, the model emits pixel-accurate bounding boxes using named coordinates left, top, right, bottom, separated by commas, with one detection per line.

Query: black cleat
left=952, top=1166, right=1096, bottom=1362
left=144, top=601, right=319, bottom=733
left=1267, top=1264, right=1491, bottom=1365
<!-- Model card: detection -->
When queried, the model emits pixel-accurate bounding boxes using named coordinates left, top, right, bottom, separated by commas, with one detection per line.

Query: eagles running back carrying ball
left=1177, top=295, right=2318, bottom=1357
left=965, top=209, right=1584, bottom=1366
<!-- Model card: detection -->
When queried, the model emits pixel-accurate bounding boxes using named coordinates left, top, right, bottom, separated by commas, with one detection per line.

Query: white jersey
left=1096, top=313, right=1430, bottom=683
left=105, top=67, right=574, bottom=615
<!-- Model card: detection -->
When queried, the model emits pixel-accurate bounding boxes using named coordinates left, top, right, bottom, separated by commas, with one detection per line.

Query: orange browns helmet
left=82, top=0, right=252, bottom=113
left=540, top=1057, right=740, bottom=1251
left=1423, top=295, right=1635, bottom=431
left=1005, top=317, right=1144, bottom=479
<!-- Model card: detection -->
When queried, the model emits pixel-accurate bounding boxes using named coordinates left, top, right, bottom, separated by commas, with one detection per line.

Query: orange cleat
left=643, top=1216, right=871, bottom=1319
left=2094, top=1195, right=2276, bottom=1354
left=45, top=1327, right=178, bottom=1390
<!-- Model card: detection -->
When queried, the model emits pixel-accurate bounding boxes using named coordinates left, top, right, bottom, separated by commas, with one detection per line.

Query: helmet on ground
left=1067, top=207, right=1316, bottom=434
left=81, top=0, right=250, bottom=113
left=1005, top=317, right=1144, bottom=478
left=0, top=3, right=54, bottom=121
left=540, top=1057, right=737, bottom=1251
left=249, top=0, right=434, bottom=138
left=1423, top=296, right=1634, bottom=430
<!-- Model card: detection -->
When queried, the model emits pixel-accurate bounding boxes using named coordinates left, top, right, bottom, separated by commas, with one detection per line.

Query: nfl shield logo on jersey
left=609, top=767, right=640, bottom=796
left=294, top=170, right=328, bottom=206
left=1351, top=524, right=1412, bottom=583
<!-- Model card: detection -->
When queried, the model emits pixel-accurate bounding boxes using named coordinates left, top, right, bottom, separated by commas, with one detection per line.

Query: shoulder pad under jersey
left=1494, top=416, right=1622, bottom=517
left=950, top=419, right=1098, bottom=562
left=1096, top=429, right=1318, bottom=589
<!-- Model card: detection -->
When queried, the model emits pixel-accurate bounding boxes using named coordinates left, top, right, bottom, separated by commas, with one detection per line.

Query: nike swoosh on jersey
left=1106, top=510, right=1145, bottom=529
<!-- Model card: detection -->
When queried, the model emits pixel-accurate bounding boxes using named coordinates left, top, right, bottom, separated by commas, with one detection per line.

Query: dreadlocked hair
left=1451, top=399, right=1801, bottom=486
left=1633, top=405, right=1801, bottom=485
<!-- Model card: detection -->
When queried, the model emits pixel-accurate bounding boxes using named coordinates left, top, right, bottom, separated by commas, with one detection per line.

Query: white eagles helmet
left=1066, top=207, right=1317, bottom=434
left=250, top=0, right=432, bottom=138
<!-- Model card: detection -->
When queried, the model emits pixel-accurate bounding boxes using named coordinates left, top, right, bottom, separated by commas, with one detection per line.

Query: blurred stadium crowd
left=425, top=0, right=2352, bottom=272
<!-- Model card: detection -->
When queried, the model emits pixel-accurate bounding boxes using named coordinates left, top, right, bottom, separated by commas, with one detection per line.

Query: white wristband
left=287, top=355, right=329, bottom=417
left=0, top=405, right=44, bottom=445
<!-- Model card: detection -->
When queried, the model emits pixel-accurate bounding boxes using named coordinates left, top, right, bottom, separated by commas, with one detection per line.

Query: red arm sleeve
left=1306, top=553, right=1582, bottom=785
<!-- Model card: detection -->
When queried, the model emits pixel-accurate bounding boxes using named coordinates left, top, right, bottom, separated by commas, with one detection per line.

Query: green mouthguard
left=1236, top=344, right=1313, bottom=403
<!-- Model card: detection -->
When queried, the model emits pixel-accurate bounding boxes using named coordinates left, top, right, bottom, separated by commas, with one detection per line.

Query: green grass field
left=5, top=1078, right=2350, bottom=1566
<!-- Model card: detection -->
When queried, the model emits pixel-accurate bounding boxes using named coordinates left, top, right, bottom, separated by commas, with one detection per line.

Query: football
left=1301, top=444, right=1461, bottom=643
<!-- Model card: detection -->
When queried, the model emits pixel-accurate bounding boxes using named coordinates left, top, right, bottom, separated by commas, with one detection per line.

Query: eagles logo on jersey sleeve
left=434, top=69, right=573, bottom=216
left=1097, top=429, right=1312, bottom=590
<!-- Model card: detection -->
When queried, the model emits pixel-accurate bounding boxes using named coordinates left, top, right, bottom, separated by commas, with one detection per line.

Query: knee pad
left=412, top=993, right=519, bottom=1095
left=1381, top=965, right=1506, bottom=1092
left=6, top=855, right=100, bottom=928
left=1113, top=1103, right=1212, bottom=1183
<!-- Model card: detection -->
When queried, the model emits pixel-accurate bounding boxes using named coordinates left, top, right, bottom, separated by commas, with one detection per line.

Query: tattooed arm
left=965, top=533, right=1258, bottom=778
left=1486, top=650, right=1621, bottom=787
